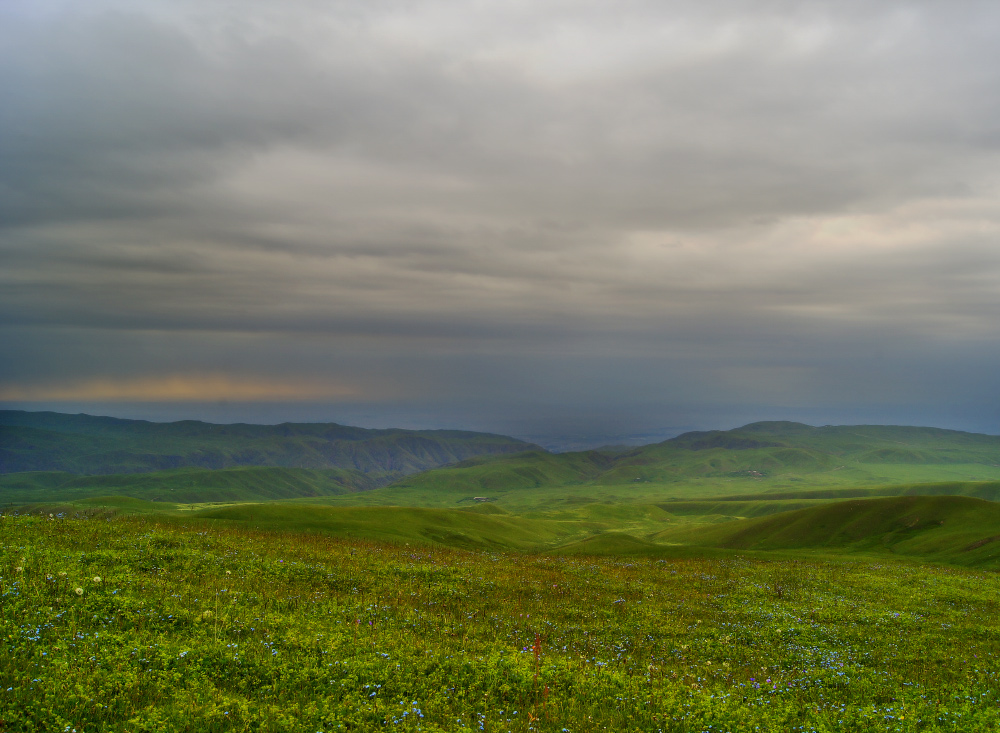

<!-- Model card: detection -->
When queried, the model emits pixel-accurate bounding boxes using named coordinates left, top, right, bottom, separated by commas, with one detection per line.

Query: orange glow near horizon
left=0, top=375, right=363, bottom=402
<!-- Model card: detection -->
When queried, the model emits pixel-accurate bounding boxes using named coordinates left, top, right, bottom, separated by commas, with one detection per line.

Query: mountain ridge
left=0, top=410, right=538, bottom=478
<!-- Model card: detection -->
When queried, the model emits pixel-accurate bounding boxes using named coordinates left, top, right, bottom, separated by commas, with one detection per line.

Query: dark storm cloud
left=3, top=0, right=1000, bottom=437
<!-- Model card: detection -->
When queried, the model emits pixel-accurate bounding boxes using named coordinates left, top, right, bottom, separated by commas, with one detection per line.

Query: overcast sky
left=3, top=0, right=1000, bottom=446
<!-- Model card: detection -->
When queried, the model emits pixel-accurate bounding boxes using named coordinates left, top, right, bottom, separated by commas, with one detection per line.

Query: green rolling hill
left=0, top=466, right=377, bottom=505
left=8, top=415, right=1000, bottom=568
left=184, top=504, right=593, bottom=551
left=354, top=421, right=1000, bottom=509
left=683, top=479, right=1000, bottom=503
left=360, top=449, right=614, bottom=506
left=652, top=494, right=1000, bottom=566
left=548, top=531, right=666, bottom=556
left=167, top=492, right=1000, bottom=566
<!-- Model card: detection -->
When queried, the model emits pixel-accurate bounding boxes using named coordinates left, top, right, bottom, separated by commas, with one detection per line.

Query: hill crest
left=669, top=494, right=1000, bottom=565
left=0, top=410, right=538, bottom=478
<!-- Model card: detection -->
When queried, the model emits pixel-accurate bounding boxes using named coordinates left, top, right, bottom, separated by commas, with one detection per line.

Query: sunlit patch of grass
left=3, top=511, right=1000, bottom=731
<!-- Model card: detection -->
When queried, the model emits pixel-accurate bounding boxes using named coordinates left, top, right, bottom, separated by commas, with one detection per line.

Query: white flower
left=92, top=576, right=102, bottom=583
left=75, top=587, right=84, bottom=596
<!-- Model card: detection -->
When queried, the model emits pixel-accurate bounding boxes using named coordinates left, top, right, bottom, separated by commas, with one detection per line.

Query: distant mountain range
left=4, top=414, right=1000, bottom=507
left=0, top=410, right=537, bottom=480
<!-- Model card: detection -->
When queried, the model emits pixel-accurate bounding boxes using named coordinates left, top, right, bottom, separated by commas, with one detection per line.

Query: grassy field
left=20, top=488, right=1000, bottom=562
left=654, top=496, right=1000, bottom=566
left=6, top=418, right=1000, bottom=730
left=0, top=467, right=379, bottom=506
left=4, top=511, right=1000, bottom=732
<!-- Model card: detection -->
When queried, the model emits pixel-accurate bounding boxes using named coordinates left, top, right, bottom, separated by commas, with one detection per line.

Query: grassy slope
left=337, top=421, right=1000, bottom=511
left=37, top=490, right=1000, bottom=569
left=10, top=422, right=1000, bottom=729
left=547, top=531, right=665, bottom=556
left=0, top=410, right=535, bottom=476
left=657, top=498, right=832, bottom=518
left=6, top=514, right=1000, bottom=731
left=187, top=503, right=597, bottom=551
left=10, top=423, right=1000, bottom=728
left=704, top=479, right=1000, bottom=503
left=346, top=450, right=613, bottom=507
left=655, top=495, right=1000, bottom=566
left=0, top=466, right=376, bottom=505
left=8, top=417, right=1000, bottom=569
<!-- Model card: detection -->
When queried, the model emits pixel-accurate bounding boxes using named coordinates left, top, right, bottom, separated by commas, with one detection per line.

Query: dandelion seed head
left=75, top=587, right=83, bottom=596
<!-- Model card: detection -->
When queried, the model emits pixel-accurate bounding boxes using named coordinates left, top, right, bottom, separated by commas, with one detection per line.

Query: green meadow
left=5, top=511, right=1000, bottom=732
left=6, top=418, right=1000, bottom=730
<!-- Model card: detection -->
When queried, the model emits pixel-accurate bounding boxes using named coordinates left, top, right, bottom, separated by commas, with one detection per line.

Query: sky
left=2, top=0, right=1000, bottom=448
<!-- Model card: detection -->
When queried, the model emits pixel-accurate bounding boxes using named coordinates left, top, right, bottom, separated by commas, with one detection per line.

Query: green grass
left=5, top=512, right=1000, bottom=731
left=193, top=493, right=1000, bottom=568
left=709, top=480, right=1000, bottom=503
left=661, top=495, right=1000, bottom=566
left=186, top=504, right=597, bottom=552
left=656, top=499, right=832, bottom=518
left=76, top=496, right=182, bottom=514
left=9, top=417, right=1000, bottom=728
left=26, top=482, right=1000, bottom=567
left=303, top=479, right=692, bottom=511
left=324, top=466, right=1000, bottom=519
left=548, top=531, right=665, bottom=556
left=0, top=466, right=378, bottom=505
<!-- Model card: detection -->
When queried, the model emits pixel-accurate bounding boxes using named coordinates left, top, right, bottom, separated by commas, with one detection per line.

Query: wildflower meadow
left=3, top=511, right=1000, bottom=732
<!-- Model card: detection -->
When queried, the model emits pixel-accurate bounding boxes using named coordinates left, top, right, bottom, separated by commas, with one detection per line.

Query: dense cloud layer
left=3, top=0, right=1000, bottom=444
